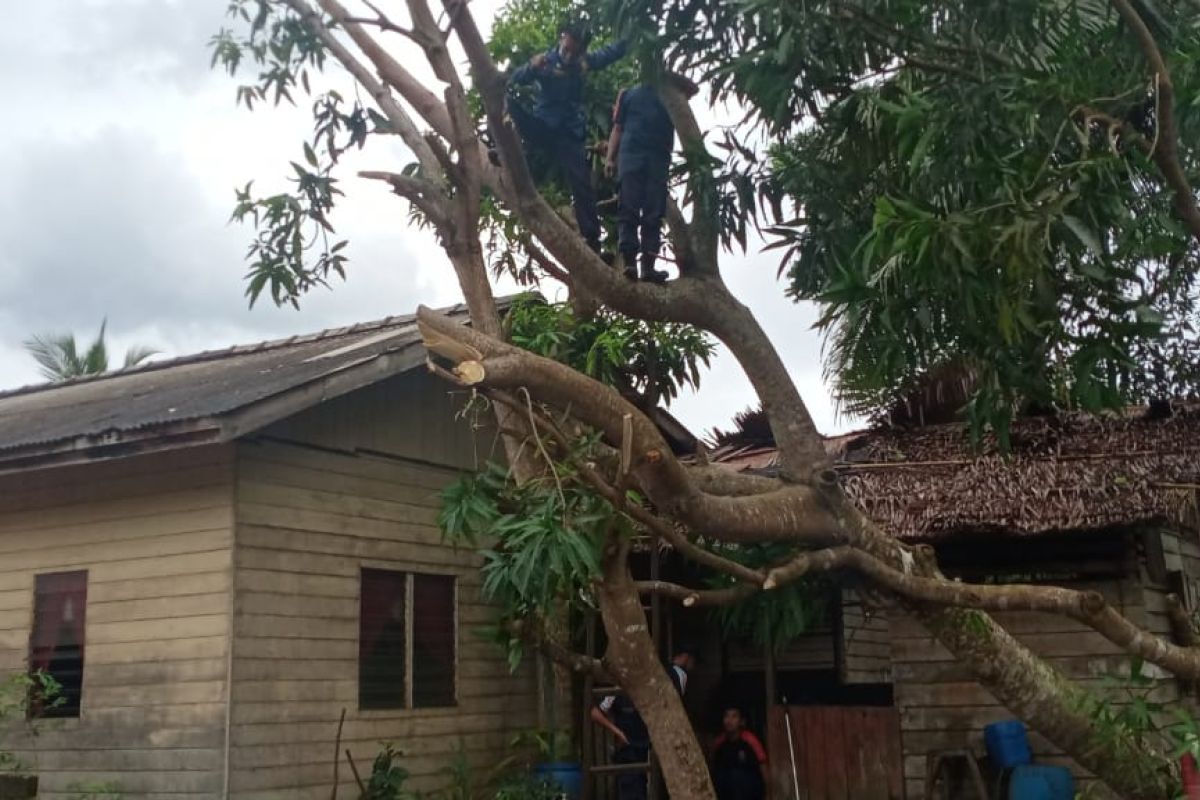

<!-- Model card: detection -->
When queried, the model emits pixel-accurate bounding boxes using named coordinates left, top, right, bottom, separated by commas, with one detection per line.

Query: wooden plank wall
left=227, top=375, right=538, bottom=799
left=0, top=445, right=235, bottom=798
left=842, top=593, right=890, bottom=685
left=891, top=574, right=1175, bottom=800
left=262, top=370, right=495, bottom=472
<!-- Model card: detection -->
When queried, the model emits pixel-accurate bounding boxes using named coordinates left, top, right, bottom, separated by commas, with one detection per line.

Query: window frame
left=357, top=566, right=458, bottom=713
left=29, top=570, right=88, bottom=720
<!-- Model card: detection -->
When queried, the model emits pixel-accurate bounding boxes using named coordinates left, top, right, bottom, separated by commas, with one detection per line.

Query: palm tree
left=23, top=320, right=159, bottom=382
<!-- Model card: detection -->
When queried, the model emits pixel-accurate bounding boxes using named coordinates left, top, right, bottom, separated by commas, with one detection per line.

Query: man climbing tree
left=210, top=0, right=1200, bottom=797
left=504, top=20, right=627, bottom=256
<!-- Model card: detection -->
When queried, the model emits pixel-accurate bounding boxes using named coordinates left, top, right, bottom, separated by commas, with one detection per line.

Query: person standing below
left=507, top=22, right=627, bottom=256
left=605, top=76, right=699, bottom=283
left=591, top=645, right=695, bottom=800
left=710, top=706, right=770, bottom=800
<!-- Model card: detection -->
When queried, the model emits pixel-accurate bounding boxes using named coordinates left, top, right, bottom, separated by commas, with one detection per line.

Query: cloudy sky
left=0, top=0, right=856, bottom=436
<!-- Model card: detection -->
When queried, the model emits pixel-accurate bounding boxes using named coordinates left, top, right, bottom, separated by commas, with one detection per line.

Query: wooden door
left=767, top=705, right=905, bottom=800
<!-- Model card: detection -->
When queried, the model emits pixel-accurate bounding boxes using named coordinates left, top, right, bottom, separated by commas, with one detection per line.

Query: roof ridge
left=0, top=300, right=484, bottom=402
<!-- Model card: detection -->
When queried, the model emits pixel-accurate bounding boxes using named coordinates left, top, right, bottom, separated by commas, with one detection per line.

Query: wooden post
left=648, top=544, right=663, bottom=800
left=582, top=614, right=596, bottom=800
left=650, top=544, right=662, bottom=657
left=765, top=633, right=777, bottom=713
left=536, top=651, right=548, bottom=730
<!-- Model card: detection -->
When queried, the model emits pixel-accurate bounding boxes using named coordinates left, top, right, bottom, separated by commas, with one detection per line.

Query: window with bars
left=359, top=568, right=456, bottom=710
left=30, top=571, right=87, bottom=718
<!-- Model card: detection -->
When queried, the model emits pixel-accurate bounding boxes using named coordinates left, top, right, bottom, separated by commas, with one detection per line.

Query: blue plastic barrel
left=1008, top=764, right=1075, bottom=799
left=985, top=720, right=1033, bottom=769
left=534, top=761, right=583, bottom=799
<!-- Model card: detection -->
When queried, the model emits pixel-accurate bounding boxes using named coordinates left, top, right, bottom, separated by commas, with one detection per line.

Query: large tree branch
left=636, top=580, right=757, bottom=607
left=284, top=0, right=442, bottom=178
left=1109, top=0, right=1200, bottom=246
left=760, top=546, right=1200, bottom=681
left=419, top=306, right=836, bottom=541
left=507, top=618, right=611, bottom=681
left=315, top=0, right=455, bottom=140
left=635, top=538, right=1200, bottom=681
left=359, top=170, right=451, bottom=227
left=657, top=80, right=718, bottom=276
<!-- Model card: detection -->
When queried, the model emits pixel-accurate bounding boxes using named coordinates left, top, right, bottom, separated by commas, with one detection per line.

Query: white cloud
left=0, top=0, right=860, bottom=435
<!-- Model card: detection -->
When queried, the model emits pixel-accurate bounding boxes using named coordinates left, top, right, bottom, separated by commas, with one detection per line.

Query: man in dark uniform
left=710, top=706, right=770, bottom=800
left=507, top=22, right=627, bottom=255
left=590, top=645, right=695, bottom=800
left=605, top=76, right=699, bottom=282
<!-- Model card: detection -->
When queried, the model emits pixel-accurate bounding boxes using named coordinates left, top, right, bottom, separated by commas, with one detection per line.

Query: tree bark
left=595, top=540, right=717, bottom=800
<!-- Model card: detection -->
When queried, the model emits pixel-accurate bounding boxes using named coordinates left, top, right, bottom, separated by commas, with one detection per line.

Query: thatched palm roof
left=710, top=407, right=1200, bottom=541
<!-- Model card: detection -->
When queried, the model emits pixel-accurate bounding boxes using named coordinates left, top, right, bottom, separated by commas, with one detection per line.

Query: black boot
left=639, top=253, right=669, bottom=284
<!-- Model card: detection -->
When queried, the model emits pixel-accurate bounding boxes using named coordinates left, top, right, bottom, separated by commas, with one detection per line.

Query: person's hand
left=530, top=53, right=547, bottom=69
left=605, top=157, right=616, bottom=178
left=613, top=729, right=630, bottom=747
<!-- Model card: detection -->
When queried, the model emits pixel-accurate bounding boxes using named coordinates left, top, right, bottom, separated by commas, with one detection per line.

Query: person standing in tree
left=591, top=645, right=695, bottom=800
left=605, top=75, right=699, bottom=283
left=506, top=22, right=627, bottom=256
left=710, top=706, right=770, bottom=800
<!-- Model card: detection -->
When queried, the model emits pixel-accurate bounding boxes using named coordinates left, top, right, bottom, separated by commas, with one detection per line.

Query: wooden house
left=0, top=305, right=538, bottom=798
left=699, top=408, right=1200, bottom=799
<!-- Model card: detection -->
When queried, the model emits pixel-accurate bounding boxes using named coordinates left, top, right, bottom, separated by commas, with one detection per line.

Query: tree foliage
left=24, top=320, right=158, bottom=382
left=626, top=0, right=1200, bottom=437
left=506, top=294, right=713, bottom=407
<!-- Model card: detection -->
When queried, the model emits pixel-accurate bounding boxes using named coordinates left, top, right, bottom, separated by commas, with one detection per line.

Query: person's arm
left=590, top=704, right=630, bottom=746
left=606, top=90, right=628, bottom=177
left=606, top=125, right=623, bottom=177
left=511, top=50, right=550, bottom=85
left=585, top=40, right=628, bottom=71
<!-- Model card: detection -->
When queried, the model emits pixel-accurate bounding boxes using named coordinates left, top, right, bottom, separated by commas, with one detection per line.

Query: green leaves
left=707, top=543, right=832, bottom=651
left=506, top=294, right=715, bottom=407
left=214, top=3, right=380, bottom=310
left=231, top=169, right=348, bottom=309
left=438, top=457, right=612, bottom=670
left=717, top=0, right=1200, bottom=439
left=209, top=0, right=329, bottom=110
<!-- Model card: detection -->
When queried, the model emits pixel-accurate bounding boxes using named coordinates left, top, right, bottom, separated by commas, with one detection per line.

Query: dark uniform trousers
left=617, top=163, right=668, bottom=261
left=508, top=102, right=601, bottom=246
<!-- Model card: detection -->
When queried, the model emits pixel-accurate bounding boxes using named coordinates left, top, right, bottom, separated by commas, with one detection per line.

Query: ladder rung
left=588, top=762, right=652, bottom=775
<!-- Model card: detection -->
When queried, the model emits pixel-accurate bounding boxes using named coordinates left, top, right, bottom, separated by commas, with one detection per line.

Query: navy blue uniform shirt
left=613, top=84, right=675, bottom=178
left=511, top=41, right=627, bottom=139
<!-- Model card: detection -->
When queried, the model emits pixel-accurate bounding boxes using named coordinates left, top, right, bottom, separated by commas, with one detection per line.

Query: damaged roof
left=711, top=408, right=1200, bottom=540
left=0, top=303, right=477, bottom=473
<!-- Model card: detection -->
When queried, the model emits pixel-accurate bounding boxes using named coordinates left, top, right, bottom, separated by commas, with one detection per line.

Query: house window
left=30, top=571, right=87, bottom=718
left=359, top=569, right=456, bottom=710
left=412, top=573, right=456, bottom=708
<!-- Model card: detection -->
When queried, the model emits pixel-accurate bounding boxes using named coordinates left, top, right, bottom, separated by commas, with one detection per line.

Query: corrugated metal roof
left=0, top=303, right=477, bottom=463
